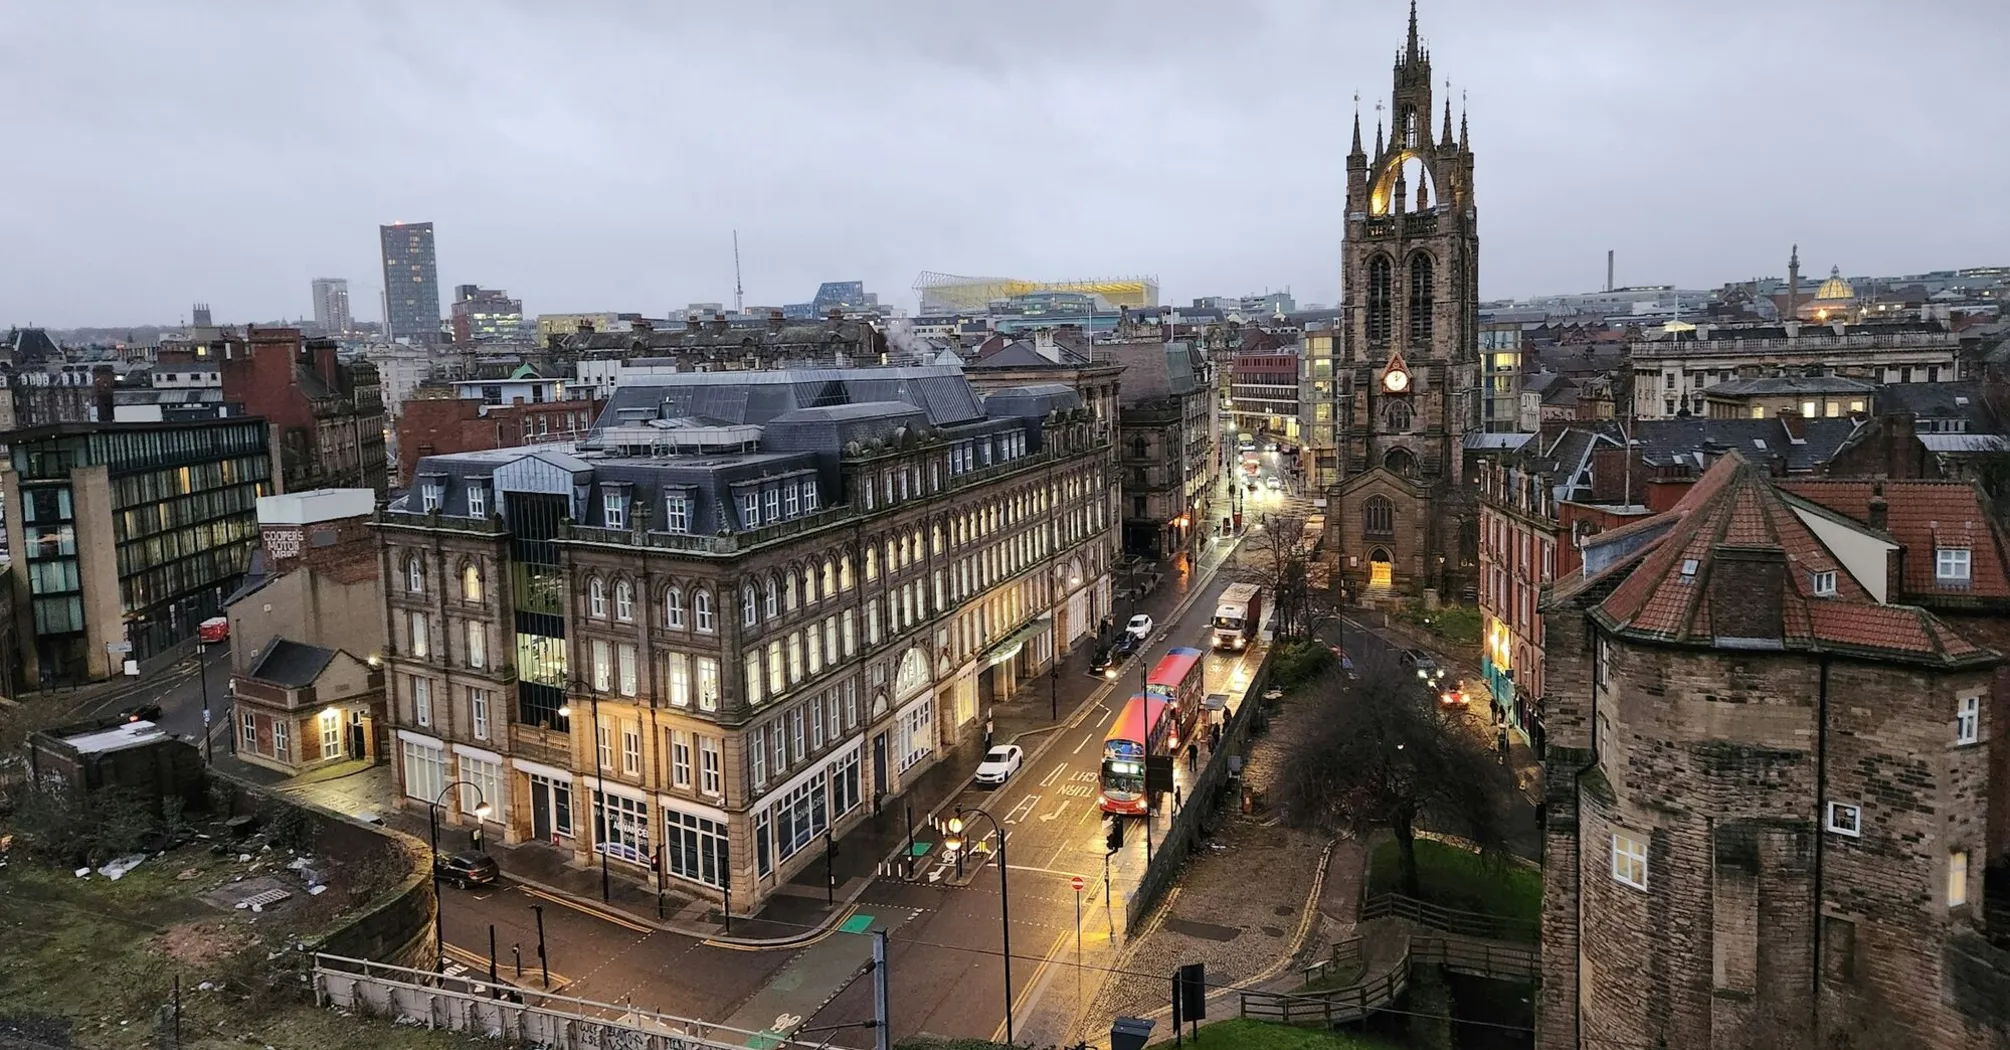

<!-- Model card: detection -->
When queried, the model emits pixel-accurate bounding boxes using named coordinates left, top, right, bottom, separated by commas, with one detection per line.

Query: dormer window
left=467, top=484, right=487, bottom=519
left=665, top=494, right=690, bottom=534
left=421, top=482, right=443, bottom=512
left=801, top=479, right=819, bottom=512
left=1810, top=570, right=1837, bottom=597
left=742, top=491, right=761, bottom=528
left=764, top=487, right=780, bottom=523
left=784, top=483, right=800, bottom=518
left=1936, top=547, right=1972, bottom=584
left=603, top=492, right=627, bottom=530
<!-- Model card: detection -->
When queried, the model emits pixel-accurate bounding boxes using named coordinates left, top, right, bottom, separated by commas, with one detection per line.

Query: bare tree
left=1273, top=651, right=1512, bottom=897
left=1240, top=513, right=1318, bottom=641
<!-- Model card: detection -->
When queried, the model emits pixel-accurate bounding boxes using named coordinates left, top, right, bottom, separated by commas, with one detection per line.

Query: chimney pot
left=686, top=314, right=701, bottom=332
left=1868, top=494, right=1889, bottom=531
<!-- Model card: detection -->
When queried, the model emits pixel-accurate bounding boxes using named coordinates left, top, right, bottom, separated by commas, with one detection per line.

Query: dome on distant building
left=1815, top=266, right=1854, bottom=302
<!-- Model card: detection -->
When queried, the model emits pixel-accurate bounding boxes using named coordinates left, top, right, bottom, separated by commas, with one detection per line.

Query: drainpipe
left=1810, top=656, right=1831, bottom=1040
left=1572, top=621, right=1610, bottom=1050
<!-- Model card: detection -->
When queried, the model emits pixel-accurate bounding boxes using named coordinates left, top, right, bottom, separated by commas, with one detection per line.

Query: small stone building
left=1538, top=452, right=2010, bottom=1049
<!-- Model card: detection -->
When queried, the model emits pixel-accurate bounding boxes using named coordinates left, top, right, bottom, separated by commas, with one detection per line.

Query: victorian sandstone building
left=1330, top=3, right=1482, bottom=604
left=377, top=366, right=1115, bottom=913
left=1539, top=453, right=2010, bottom=1049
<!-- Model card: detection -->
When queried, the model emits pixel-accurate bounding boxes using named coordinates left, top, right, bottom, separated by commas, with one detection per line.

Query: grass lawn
left=1368, top=837, right=1540, bottom=936
left=0, top=835, right=487, bottom=1050
left=1296, top=958, right=1366, bottom=993
left=1147, top=1018, right=1404, bottom=1050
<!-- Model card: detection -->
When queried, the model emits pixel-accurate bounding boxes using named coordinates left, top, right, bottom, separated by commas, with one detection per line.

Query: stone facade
left=1538, top=453, right=2010, bottom=1049
left=1328, top=4, right=1481, bottom=604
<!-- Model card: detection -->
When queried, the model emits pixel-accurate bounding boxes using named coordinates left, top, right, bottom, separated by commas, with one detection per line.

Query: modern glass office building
left=3, top=418, right=273, bottom=682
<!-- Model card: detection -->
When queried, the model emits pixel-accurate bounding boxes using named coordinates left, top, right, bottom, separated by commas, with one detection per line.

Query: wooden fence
left=1359, top=892, right=1539, bottom=943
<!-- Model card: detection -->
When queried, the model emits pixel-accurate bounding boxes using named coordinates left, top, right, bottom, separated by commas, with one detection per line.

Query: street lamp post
left=196, top=641, right=214, bottom=765
left=556, top=690, right=610, bottom=902
left=944, top=807, right=1013, bottom=1045
left=428, top=780, right=493, bottom=972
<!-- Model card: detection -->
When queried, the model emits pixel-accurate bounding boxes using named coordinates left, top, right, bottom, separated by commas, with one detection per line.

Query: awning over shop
left=982, top=618, right=1052, bottom=668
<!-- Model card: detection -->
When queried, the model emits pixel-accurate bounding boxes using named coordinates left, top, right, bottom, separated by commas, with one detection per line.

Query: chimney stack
left=1607, top=249, right=1614, bottom=293
left=686, top=314, right=701, bottom=333
left=711, top=312, right=729, bottom=332
left=769, top=309, right=785, bottom=330
left=1778, top=408, right=1806, bottom=441
left=1867, top=492, right=1889, bottom=532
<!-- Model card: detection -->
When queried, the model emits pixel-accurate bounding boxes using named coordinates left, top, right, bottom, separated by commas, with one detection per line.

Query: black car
left=117, top=703, right=163, bottom=724
left=1112, top=631, right=1142, bottom=657
left=434, top=850, right=500, bottom=889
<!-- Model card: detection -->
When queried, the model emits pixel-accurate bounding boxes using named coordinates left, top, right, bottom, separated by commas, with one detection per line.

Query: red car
left=198, top=617, right=230, bottom=644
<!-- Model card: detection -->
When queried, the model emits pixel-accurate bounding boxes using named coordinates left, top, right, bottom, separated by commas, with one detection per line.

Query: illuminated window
left=1611, top=832, right=1648, bottom=890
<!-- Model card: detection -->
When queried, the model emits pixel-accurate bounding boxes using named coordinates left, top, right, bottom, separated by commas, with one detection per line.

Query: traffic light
left=1106, top=819, right=1125, bottom=853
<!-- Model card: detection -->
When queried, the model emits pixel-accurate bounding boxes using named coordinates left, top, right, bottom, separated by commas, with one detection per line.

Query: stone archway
left=1368, top=546, right=1395, bottom=591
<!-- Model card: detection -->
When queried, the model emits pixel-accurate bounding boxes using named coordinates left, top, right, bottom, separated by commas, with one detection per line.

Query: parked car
left=1264, top=475, right=1283, bottom=491
left=1398, top=649, right=1444, bottom=683
left=1126, top=614, right=1155, bottom=640
left=1112, top=631, right=1143, bottom=657
left=434, top=850, right=500, bottom=889
left=974, top=745, right=1025, bottom=786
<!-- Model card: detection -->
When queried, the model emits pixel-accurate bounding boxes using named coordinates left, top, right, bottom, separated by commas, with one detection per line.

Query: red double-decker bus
left=1100, top=694, right=1176, bottom=815
left=1145, top=647, right=1206, bottom=745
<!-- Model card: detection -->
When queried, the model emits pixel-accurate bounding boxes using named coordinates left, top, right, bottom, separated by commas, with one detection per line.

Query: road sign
left=105, top=641, right=133, bottom=654
left=1071, top=875, right=1085, bottom=893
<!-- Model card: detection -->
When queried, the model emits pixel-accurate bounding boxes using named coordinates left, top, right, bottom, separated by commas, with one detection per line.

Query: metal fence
left=312, top=953, right=830, bottom=1050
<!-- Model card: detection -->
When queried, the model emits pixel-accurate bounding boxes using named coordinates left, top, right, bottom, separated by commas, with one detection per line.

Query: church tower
left=1333, top=1, right=1481, bottom=603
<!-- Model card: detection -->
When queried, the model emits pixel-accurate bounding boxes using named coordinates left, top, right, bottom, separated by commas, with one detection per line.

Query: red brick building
left=220, top=327, right=388, bottom=492
left=392, top=390, right=596, bottom=487
left=1537, top=453, right=2010, bottom=1049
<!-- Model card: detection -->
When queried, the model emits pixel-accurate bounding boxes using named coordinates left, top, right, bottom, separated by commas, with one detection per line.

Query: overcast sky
left=5, top=0, right=2005, bottom=329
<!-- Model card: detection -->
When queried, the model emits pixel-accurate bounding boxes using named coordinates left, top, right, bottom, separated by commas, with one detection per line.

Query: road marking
left=518, top=885, right=654, bottom=934
left=1057, top=784, right=1091, bottom=799
left=1038, top=802, right=1067, bottom=822
left=995, top=926, right=1073, bottom=1044
left=1071, top=732, right=1094, bottom=755
left=1039, top=763, right=1064, bottom=788
left=1003, top=795, right=1039, bottom=825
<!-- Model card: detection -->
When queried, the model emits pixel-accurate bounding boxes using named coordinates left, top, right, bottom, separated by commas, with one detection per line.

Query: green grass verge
left=1392, top=601, right=1482, bottom=648
left=1297, top=960, right=1367, bottom=993
left=1146, top=1018, right=1405, bottom=1050
left=1368, top=838, right=1540, bottom=936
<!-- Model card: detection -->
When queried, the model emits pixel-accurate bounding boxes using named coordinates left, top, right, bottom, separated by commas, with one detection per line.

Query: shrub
left=1269, top=638, right=1334, bottom=690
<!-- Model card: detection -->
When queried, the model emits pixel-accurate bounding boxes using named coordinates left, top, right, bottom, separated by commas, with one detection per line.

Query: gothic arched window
left=1366, top=257, right=1393, bottom=344
left=1364, top=495, right=1395, bottom=537
left=1384, top=448, right=1416, bottom=476
left=1386, top=400, right=1413, bottom=432
left=1408, top=253, right=1435, bottom=343
left=1402, top=106, right=1418, bottom=149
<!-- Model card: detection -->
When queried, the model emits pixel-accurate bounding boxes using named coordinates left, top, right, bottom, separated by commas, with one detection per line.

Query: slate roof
left=1700, top=375, right=1876, bottom=398
left=1877, top=380, right=1993, bottom=425
left=1584, top=453, right=1991, bottom=665
left=1633, top=416, right=1862, bottom=475
left=248, top=638, right=338, bottom=689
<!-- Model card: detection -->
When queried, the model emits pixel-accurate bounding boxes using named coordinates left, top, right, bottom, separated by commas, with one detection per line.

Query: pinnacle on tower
left=1351, top=94, right=1364, bottom=157
left=1459, top=92, right=1468, bottom=148
left=1441, top=88, right=1455, bottom=147
left=1374, top=117, right=1385, bottom=159
left=1406, top=0, right=1421, bottom=63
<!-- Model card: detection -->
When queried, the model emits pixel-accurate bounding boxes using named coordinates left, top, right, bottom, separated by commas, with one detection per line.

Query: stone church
left=1329, top=2, right=1481, bottom=605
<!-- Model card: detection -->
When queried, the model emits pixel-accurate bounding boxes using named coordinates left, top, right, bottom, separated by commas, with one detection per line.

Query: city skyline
left=3, top=0, right=2006, bottom=328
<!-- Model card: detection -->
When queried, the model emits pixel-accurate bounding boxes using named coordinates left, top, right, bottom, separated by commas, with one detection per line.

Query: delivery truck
left=1211, top=583, right=1264, bottom=651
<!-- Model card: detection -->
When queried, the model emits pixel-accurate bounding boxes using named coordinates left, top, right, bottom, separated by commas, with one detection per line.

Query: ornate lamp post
left=428, top=780, right=493, bottom=972
left=944, top=806, right=1013, bottom=1044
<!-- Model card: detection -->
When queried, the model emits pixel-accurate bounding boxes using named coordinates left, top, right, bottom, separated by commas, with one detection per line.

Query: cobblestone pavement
left=1067, top=687, right=1341, bottom=1042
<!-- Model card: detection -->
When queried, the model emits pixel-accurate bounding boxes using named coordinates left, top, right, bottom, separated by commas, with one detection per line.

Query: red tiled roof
left=1594, top=453, right=1996, bottom=665
left=1779, top=478, right=2010, bottom=600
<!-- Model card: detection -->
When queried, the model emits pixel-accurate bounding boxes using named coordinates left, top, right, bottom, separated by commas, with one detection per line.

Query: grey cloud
left=3, top=0, right=2004, bottom=328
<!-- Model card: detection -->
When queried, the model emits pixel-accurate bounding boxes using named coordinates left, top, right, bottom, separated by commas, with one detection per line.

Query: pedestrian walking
left=1173, top=784, right=1183, bottom=811
left=1186, top=742, right=1198, bottom=773
left=1495, top=724, right=1509, bottom=765
left=984, top=712, right=995, bottom=751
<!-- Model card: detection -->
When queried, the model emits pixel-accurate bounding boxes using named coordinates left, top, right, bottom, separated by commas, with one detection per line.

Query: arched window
left=1132, top=436, right=1149, bottom=459
left=588, top=578, right=606, bottom=618
left=1366, top=257, right=1393, bottom=343
left=1402, top=106, right=1418, bottom=148
left=1384, top=448, right=1416, bottom=476
left=693, top=589, right=714, bottom=632
left=840, top=555, right=854, bottom=590
left=865, top=548, right=878, bottom=581
left=802, top=567, right=816, bottom=604
left=614, top=581, right=633, bottom=622
left=783, top=571, right=797, bottom=611
left=764, top=575, right=780, bottom=618
left=1408, top=253, right=1434, bottom=342
left=823, top=559, right=837, bottom=596
left=742, top=583, right=758, bottom=626
left=932, top=524, right=944, bottom=555
left=1364, top=495, right=1395, bottom=536
left=665, top=588, right=685, bottom=628
left=1386, top=400, right=1413, bottom=432
left=407, top=558, right=424, bottom=594
left=461, top=563, right=482, bottom=602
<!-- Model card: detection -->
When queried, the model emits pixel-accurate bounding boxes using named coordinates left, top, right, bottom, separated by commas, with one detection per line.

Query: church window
left=1366, top=257, right=1393, bottom=344
left=1363, top=495, right=1394, bottom=537
left=1408, top=253, right=1434, bottom=342
left=1386, top=400, right=1413, bottom=432
left=1402, top=106, right=1418, bottom=149
left=1384, top=448, right=1416, bottom=476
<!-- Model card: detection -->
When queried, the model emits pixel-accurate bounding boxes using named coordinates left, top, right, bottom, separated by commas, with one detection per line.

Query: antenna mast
left=732, top=230, right=744, bottom=315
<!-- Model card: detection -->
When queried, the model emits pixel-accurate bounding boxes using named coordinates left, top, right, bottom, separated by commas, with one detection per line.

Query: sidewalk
left=222, top=534, right=1246, bottom=948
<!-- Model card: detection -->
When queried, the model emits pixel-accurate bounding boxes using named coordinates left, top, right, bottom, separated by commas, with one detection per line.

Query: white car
left=974, top=745, right=1024, bottom=786
left=1265, top=475, right=1283, bottom=491
left=1125, top=614, right=1155, bottom=640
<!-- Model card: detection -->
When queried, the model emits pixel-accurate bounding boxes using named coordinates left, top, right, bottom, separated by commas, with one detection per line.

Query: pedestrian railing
left=1241, top=951, right=1408, bottom=1027
left=1359, top=892, right=1539, bottom=943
